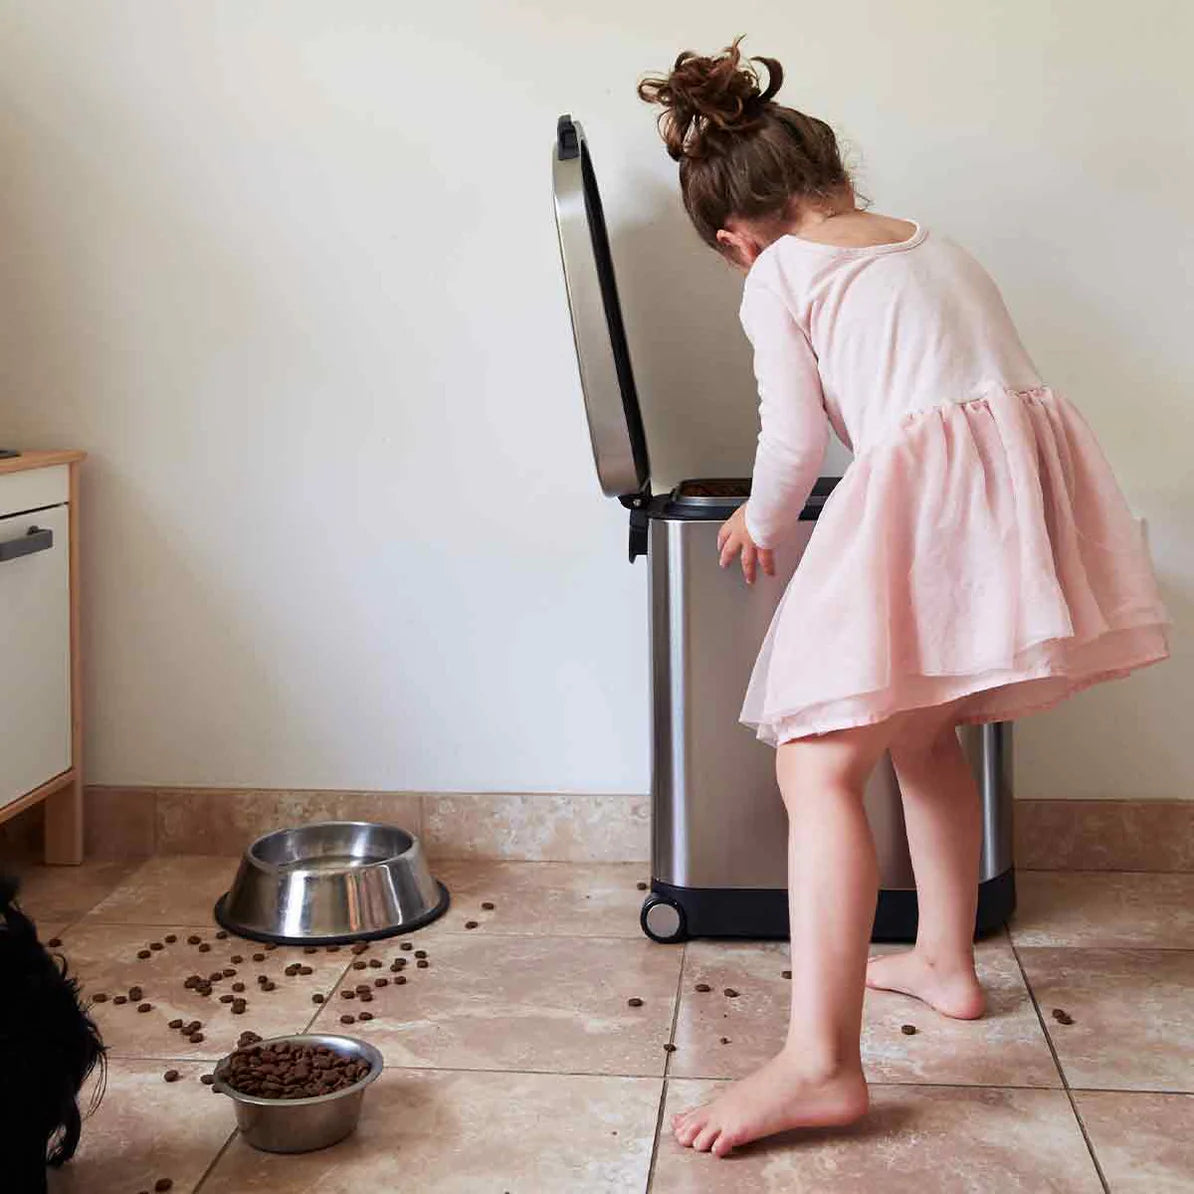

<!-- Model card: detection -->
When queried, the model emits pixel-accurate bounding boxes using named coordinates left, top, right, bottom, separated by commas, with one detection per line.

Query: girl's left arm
left=738, top=282, right=829, bottom=550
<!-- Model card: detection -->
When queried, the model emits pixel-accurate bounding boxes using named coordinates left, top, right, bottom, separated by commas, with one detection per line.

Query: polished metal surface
left=216, top=821, right=447, bottom=945
left=649, top=514, right=1010, bottom=892
left=966, top=720, right=1015, bottom=881
left=213, top=1034, right=383, bottom=1153
left=644, top=900, right=683, bottom=939
left=552, top=118, right=648, bottom=498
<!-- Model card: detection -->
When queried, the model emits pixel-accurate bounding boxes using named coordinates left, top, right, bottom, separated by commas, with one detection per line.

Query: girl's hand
left=717, top=506, right=774, bottom=585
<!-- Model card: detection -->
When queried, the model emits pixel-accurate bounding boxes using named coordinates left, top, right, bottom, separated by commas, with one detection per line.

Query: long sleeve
left=739, top=281, right=829, bottom=549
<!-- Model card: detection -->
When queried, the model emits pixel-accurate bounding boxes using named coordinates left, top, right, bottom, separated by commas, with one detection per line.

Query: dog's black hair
left=0, top=873, right=106, bottom=1193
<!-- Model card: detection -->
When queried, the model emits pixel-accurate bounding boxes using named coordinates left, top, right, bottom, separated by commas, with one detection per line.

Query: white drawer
left=0, top=502, right=72, bottom=808
left=0, top=465, right=70, bottom=518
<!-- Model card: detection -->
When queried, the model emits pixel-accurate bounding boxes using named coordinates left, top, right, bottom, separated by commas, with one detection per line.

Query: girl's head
left=638, top=39, right=852, bottom=269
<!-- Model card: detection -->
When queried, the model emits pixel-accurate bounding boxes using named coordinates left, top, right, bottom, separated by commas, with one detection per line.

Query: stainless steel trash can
left=552, top=115, right=1015, bottom=943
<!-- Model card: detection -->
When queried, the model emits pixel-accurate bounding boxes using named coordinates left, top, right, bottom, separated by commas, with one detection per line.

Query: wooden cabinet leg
left=44, top=774, right=83, bottom=865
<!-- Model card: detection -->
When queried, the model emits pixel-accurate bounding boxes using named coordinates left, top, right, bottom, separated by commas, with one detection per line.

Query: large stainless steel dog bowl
left=213, top=1034, right=383, bottom=1153
left=214, top=821, right=448, bottom=945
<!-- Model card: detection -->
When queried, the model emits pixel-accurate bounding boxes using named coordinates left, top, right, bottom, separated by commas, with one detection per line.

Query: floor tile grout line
left=299, top=958, right=357, bottom=1034
left=191, top=1126, right=239, bottom=1194
left=88, top=1056, right=1194, bottom=1094
left=646, top=941, right=688, bottom=1193
left=61, top=919, right=663, bottom=943
left=1010, top=938, right=1111, bottom=1194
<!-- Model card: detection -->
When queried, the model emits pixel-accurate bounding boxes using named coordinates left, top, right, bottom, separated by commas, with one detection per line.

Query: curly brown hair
left=637, top=38, right=851, bottom=250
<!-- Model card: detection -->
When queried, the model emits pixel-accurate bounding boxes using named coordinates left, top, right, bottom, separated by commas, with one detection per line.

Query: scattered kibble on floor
left=901, top=1024, right=918, bottom=1036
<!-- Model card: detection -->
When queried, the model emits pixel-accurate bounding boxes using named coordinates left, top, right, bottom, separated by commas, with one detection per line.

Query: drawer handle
left=0, top=526, right=53, bottom=563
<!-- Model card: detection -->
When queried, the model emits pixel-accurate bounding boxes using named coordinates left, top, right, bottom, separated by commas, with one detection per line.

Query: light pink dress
left=739, top=222, right=1169, bottom=746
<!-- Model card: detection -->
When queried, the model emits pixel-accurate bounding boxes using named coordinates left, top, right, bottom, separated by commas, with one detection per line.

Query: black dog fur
left=0, top=874, right=106, bottom=1194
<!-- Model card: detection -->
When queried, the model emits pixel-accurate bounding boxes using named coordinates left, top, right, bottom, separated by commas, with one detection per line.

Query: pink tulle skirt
left=742, top=387, right=1170, bottom=746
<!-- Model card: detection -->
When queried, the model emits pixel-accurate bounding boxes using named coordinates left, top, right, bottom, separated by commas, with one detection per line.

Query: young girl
left=638, top=40, right=1169, bottom=1158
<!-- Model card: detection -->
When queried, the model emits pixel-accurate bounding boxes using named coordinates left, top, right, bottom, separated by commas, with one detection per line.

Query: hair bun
left=638, top=37, right=783, bottom=161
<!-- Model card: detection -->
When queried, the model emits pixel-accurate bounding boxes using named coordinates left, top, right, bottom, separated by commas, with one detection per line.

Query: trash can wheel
left=640, top=892, right=688, bottom=944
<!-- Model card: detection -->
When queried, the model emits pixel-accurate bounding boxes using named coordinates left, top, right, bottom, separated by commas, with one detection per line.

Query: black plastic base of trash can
left=642, top=869, right=1015, bottom=944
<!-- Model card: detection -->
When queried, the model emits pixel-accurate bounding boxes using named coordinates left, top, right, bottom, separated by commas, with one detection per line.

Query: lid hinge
left=620, top=490, right=650, bottom=563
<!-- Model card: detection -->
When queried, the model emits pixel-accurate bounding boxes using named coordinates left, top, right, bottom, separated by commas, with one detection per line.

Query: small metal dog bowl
left=213, top=1033, right=383, bottom=1153
left=214, top=821, right=448, bottom=945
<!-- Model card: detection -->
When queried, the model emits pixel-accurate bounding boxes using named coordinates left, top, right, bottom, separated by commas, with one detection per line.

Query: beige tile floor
left=9, top=858, right=1190, bottom=1192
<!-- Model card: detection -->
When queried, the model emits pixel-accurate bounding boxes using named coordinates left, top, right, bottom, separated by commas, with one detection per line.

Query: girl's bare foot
left=865, top=949, right=985, bottom=1019
left=671, top=1053, right=868, bottom=1157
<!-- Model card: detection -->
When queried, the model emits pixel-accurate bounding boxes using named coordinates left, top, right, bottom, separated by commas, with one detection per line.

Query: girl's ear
left=715, top=227, right=760, bottom=273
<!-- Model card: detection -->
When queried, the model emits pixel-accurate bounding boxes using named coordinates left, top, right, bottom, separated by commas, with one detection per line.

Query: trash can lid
left=553, top=115, right=651, bottom=501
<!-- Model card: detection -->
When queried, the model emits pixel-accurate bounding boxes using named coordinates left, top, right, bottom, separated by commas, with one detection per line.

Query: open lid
left=553, top=115, right=650, bottom=500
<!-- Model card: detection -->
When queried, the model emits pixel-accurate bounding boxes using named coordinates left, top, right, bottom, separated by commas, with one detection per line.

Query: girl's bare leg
left=671, top=720, right=891, bottom=1157
left=865, top=705, right=985, bottom=1019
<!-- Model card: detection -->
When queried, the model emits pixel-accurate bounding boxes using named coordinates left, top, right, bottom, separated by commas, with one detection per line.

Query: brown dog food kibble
left=374, top=978, right=388, bottom=988
left=341, top=1014, right=356, bottom=1025
left=663, top=1043, right=677, bottom=1053
left=627, top=997, right=644, bottom=1008
left=414, top=950, right=427, bottom=959
left=219, top=994, right=235, bottom=1004
left=232, top=982, right=245, bottom=993
left=464, top=921, right=478, bottom=930
left=168, top=1018, right=183, bottom=1029
left=367, top=959, right=382, bottom=968
left=720, top=1036, right=731, bottom=1044
left=481, top=901, right=495, bottom=910
left=636, top=882, right=648, bottom=891
left=190, top=1032, right=205, bottom=1043
left=137, top=1002, right=153, bottom=1013
left=394, top=975, right=407, bottom=985
left=264, top=943, right=277, bottom=951
left=200, top=1073, right=215, bottom=1085
left=342, top=990, right=356, bottom=1000
left=150, top=942, right=164, bottom=951
left=164, top=935, right=178, bottom=944
left=215, top=930, right=228, bottom=940
left=694, top=983, right=711, bottom=993
left=113, top=995, right=127, bottom=1005
left=901, top=1024, right=918, bottom=1036
left=263, top=980, right=276, bottom=991
left=358, top=1011, right=374, bottom=1021
left=359, top=991, right=373, bottom=1003
left=163, top=1069, right=180, bottom=1083
left=198, top=943, right=211, bottom=953
left=351, top=942, right=368, bottom=955
left=155, top=1178, right=173, bottom=1191
left=222, top=1040, right=370, bottom=1100
left=187, top=935, right=201, bottom=945
left=92, top=992, right=109, bottom=1003
left=252, top=952, right=265, bottom=962
left=401, top=942, right=413, bottom=951
left=230, top=954, right=243, bottom=964
left=782, top=970, right=792, bottom=979
left=352, top=960, right=367, bottom=971
left=299, top=966, right=313, bottom=976
left=222, top=968, right=236, bottom=978
left=137, top=950, right=152, bottom=959
left=416, top=959, right=429, bottom=969
left=128, top=986, right=143, bottom=1000
left=304, top=946, right=318, bottom=954
left=723, top=988, right=739, bottom=998
left=1051, top=1008, right=1075, bottom=1025
left=312, top=993, right=325, bottom=1004
left=326, top=944, right=341, bottom=953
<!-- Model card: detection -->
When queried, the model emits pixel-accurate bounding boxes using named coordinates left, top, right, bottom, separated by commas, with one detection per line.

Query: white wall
left=1, top=1, right=1189, bottom=798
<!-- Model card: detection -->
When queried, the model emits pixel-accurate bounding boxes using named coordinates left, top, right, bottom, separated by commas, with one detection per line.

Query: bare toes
left=676, top=1113, right=707, bottom=1147
left=712, top=1129, right=739, bottom=1158
left=693, top=1123, right=721, bottom=1153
